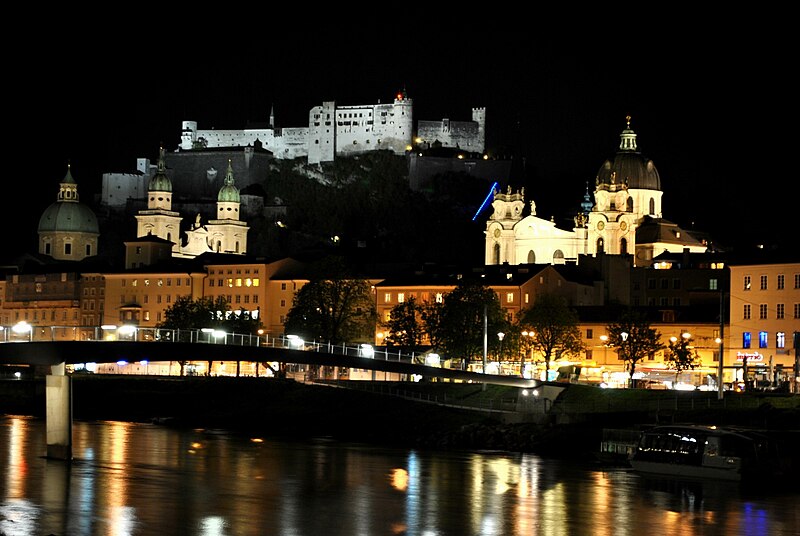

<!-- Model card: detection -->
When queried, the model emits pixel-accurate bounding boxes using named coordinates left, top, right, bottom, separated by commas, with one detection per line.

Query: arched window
left=493, top=243, right=501, bottom=264
left=216, top=241, right=222, bottom=252
left=553, top=250, right=565, bottom=264
left=527, top=250, right=535, bottom=264
left=620, top=238, right=628, bottom=255
left=627, top=197, right=633, bottom=212
left=649, top=198, right=655, bottom=215
left=597, top=238, right=605, bottom=253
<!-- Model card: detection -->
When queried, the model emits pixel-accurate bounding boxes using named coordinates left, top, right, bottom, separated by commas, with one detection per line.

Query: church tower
left=205, top=159, right=249, bottom=254
left=134, top=146, right=183, bottom=252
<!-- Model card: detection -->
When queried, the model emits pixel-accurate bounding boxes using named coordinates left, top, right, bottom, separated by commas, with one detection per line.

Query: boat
left=628, top=424, right=784, bottom=483
left=596, top=428, right=641, bottom=466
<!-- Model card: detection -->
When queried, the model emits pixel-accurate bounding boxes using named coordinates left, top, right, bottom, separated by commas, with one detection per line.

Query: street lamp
left=497, top=332, right=505, bottom=374
left=521, top=330, right=534, bottom=378
left=12, top=321, right=33, bottom=342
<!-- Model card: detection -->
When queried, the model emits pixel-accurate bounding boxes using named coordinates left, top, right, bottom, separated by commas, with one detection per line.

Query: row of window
left=742, top=303, right=800, bottom=320
left=743, top=274, right=799, bottom=290
left=742, top=331, right=789, bottom=349
left=208, top=278, right=260, bottom=288
left=121, top=278, right=191, bottom=287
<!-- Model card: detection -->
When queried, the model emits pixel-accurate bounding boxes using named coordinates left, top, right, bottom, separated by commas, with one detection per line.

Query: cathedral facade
left=485, top=118, right=707, bottom=268
left=135, top=148, right=249, bottom=259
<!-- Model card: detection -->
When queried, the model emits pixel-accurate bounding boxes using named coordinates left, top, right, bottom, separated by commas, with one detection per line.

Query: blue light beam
left=472, top=182, right=498, bottom=221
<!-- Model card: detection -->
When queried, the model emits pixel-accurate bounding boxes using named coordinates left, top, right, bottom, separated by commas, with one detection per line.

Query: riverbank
left=2, top=375, right=799, bottom=460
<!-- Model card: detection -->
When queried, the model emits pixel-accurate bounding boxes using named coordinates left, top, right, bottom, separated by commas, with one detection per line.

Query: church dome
left=595, top=117, right=661, bottom=191
left=38, top=166, right=99, bottom=234
left=217, top=160, right=240, bottom=203
left=148, top=146, right=172, bottom=192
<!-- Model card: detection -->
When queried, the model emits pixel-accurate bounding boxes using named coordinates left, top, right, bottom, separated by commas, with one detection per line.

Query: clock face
left=493, top=228, right=501, bottom=238
left=597, top=221, right=605, bottom=230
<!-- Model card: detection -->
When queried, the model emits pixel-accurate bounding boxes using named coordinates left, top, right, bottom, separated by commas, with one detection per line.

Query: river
left=0, top=416, right=797, bottom=535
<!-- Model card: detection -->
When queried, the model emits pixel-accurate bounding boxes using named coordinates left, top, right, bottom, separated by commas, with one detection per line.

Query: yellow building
left=728, top=259, right=799, bottom=388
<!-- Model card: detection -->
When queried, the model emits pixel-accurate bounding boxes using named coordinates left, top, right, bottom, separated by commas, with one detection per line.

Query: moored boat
left=628, top=424, right=784, bottom=483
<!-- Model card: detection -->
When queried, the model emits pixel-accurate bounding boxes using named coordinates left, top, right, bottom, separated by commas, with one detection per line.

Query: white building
left=485, top=117, right=707, bottom=267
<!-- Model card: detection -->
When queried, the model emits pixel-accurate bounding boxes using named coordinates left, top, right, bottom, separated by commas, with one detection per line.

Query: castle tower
left=180, top=121, right=198, bottom=150
left=135, top=146, right=183, bottom=251
left=37, top=164, right=100, bottom=261
left=472, top=107, right=486, bottom=153
left=392, top=88, right=414, bottom=153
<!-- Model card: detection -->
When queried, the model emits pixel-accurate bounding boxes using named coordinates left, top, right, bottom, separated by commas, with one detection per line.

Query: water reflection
left=0, top=415, right=797, bottom=535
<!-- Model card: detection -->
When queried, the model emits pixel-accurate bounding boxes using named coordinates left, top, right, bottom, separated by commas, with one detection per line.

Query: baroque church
left=134, top=147, right=249, bottom=258
left=37, top=147, right=249, bottom=263
left=484, top=117, right=707, bottom=268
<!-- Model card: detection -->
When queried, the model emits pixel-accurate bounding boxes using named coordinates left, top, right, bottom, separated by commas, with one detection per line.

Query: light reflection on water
left=0, top=415, right=798, bottom=535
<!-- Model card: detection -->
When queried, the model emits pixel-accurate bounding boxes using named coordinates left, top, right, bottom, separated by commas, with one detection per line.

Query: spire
left=619, top=115, right=638, bottom=152
left=217, top=159, right=240, bottom=203
left=581, top=181, right=593, bottom=214
left=57, top=163, right=80, bottom=203
left=148, top=145, right=173, bottom=193
left=269, top=103, right=275, bottom=129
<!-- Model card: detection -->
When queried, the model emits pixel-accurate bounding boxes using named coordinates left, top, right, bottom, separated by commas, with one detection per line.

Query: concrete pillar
left=45, top=362, right=72, bottom=461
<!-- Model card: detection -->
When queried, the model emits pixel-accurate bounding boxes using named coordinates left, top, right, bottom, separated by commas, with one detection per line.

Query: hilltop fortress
left=178, top=90, right=486, bottom=165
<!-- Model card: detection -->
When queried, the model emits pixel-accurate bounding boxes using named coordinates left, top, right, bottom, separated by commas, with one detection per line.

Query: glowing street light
left=12, top=321, right=33, bottom=342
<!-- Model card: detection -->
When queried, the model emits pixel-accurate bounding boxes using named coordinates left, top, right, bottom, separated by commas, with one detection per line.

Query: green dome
left=149, top=146, right=173, bottom=192
left=217, top=160, right=240, bottom=202
left=38, top=166, right=99, bottom=233
left=38, top=201, right=99, bottom=233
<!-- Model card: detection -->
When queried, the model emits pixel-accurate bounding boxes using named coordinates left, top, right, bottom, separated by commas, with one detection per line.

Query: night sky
left=10, top=22, right=794, bottom=258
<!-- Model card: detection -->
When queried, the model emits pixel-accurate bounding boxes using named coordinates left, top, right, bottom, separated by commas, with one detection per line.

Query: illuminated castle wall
left=417, top=108, right=486, bottom=153
left=180, top=91, right=415, bottom=165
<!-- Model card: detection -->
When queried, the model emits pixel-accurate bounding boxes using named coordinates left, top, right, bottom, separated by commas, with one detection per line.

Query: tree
left=606, top=309, right=665, bottom=388
left=383, top=296, right=425, bottom=355
left=425, top=279, right=507, bottom=367
left=518, top=293, right=584, bottom=381
left=283, top=256, right=377, bottom=344
left=158, top=295, right=262, bottom=376
left=665, top=334, right=701, bottom=385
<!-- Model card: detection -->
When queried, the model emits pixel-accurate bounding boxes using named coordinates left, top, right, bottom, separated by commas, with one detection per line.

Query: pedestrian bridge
left=0, top=328, right=535, bottom=388
left=0, top=327, right=540, bottom=461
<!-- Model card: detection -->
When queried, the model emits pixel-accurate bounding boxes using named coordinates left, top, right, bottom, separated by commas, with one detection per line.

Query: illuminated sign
left=735, top=352, right=763, bottom=362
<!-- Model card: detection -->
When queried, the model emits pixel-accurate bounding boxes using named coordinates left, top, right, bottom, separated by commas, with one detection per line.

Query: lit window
left=384, top=293, right=391, bottom=303
left=436, top=293, right=443, bottom=303
left=777, top=332, right=785, bottom=349
left=743, top=332, right=751, bottom=349
left=744, top=276, right=751, bottom=290
left=398, top=293, right=405, bottom=303
left=759, top=331, right=768, bottom=349
left=506, top=293, right=514, bottom=303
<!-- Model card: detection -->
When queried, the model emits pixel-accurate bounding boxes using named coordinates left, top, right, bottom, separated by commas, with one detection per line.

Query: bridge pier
left=45, top=362, right=72, bottom=461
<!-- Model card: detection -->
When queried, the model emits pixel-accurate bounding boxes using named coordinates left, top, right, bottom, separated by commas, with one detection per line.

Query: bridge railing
left=0, top=325, right=430, bottom=366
